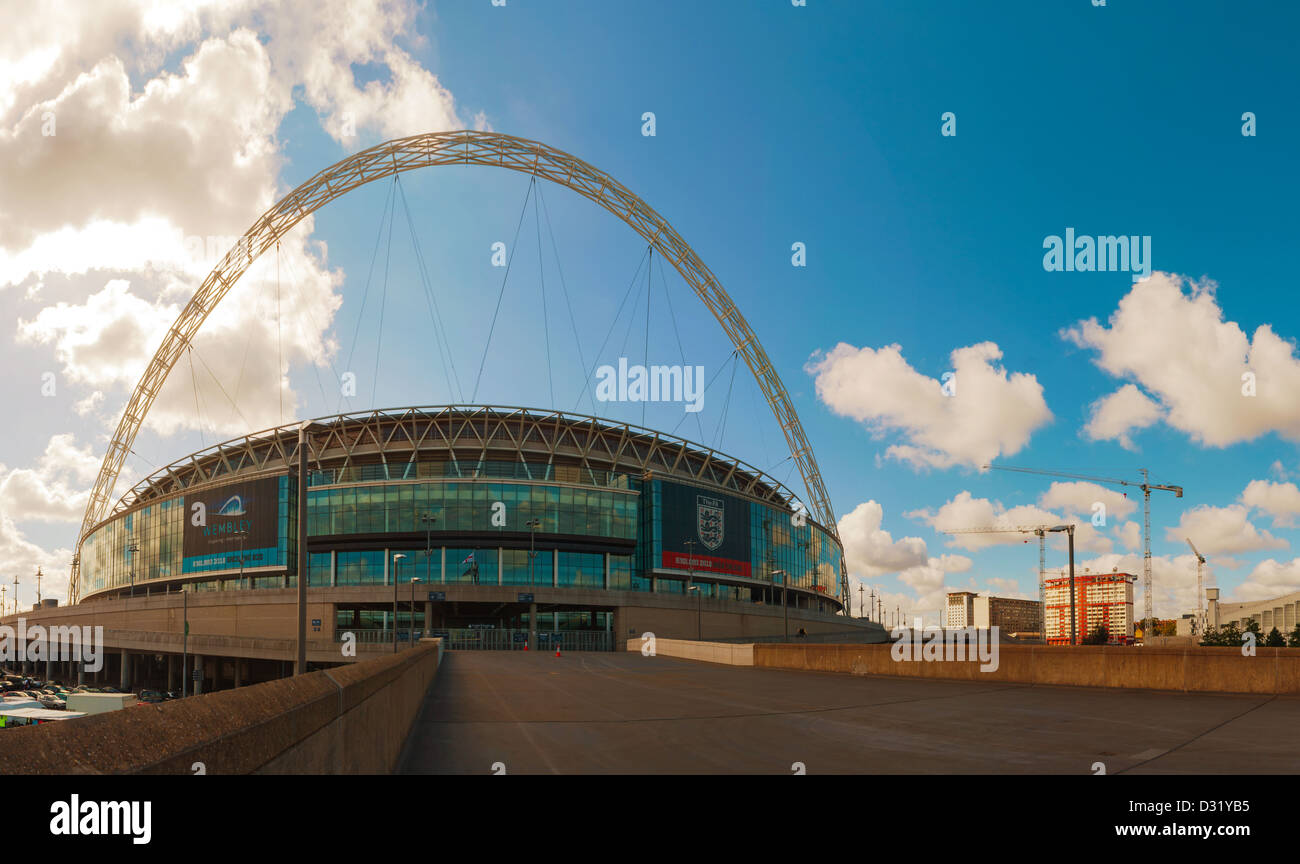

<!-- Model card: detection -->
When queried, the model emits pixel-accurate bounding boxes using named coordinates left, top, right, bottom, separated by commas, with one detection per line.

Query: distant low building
left=1205, top=587, right=1300, bottom=635
left=946, top=591, right=978, bottom=628
left=945, top=591, right=1043, bottom=638
left=974, top=595, right=1042, bottom=639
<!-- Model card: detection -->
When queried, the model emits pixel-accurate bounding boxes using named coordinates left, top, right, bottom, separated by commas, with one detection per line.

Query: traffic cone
left=523, top=641, right=528, bottom=651
left=555, top=645, right=561, bottom=658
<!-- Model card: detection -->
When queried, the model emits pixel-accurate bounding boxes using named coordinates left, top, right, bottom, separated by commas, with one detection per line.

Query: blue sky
left=3, top=0, right=1299, bottom=618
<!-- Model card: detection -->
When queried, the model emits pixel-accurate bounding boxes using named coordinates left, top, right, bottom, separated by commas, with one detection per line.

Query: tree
left=1200, top=622, right=1242, bottom=647
left=1083, top=624, right=1110, bottom=645
left=1265, top=627, right=1286, bottom=647
left=1289, top=623, right=1300, bottom=648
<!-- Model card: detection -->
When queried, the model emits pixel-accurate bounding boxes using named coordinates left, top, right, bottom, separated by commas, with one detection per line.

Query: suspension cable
left=642, top=248, right=652, bottom=427
left=188, top=345, right=205, bottom=449
left=396, top=177, right=463, bottom=402
left=276, top=238, right=283, bottom=425
left=276, top=231, right=338, bottom=414
left=473, top=176, right=535, bottom=403
left=537, top=182, right=591, bottom=412
left=337, top=177, right=397, bottom=414
left=670, top=347, right=738, bottom=439
left=713, top=352, right=740, bottom=448
left=371, top=176, right=398, bottom=402
left=572, top=245, right=651, bottom=413
left=532, top=179, right=554, bottom=406
left=656, top=249, right=706, bottom=443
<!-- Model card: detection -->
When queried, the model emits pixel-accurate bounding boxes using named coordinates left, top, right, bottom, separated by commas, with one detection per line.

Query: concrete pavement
left=397, top=651, right=1300, bottom=774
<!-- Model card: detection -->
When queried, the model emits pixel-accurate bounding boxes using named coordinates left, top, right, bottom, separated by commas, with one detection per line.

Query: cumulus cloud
left=910, top=489, right=1117, bottom=554
left=1081, top=383, right=1163, bottom=450
left=0, top=434, right=100, bottom=523
left=1234, top=559, right=1300, bottom=602
left=1166, top=504, right=1286, bottom=556
left=0, top=0, right=475, bottom=599
left=1239, top=479, right=1300, bottom=528
left=909, top=491, right=1063, bottom=551
left=807, top=341, right=1051, bottom=470
left=1117, top=520, right=1141, bottom=551
left=1064, top=272, right=1300, bottom=447
left=1072, top=552, right=1207, bottom=619
left=1037, top=481, right=1137, bottom=523
left=837, top=500, right=929, bottom=579
left=838, top=501, right=973, bottom=624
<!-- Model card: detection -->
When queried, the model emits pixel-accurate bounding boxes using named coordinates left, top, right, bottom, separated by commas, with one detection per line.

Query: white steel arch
left=70, top=131, right=845, bottom=604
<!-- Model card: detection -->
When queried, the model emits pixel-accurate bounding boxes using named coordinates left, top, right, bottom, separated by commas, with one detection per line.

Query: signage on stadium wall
left=657, top=480, right=751, bottom=578
left=181, top=475, right=283, bottom=574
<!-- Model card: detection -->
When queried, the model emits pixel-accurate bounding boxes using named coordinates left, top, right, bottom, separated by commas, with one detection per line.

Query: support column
left=77, top=662, right=85, bottom=686
left=528, top=602, right=537, bottom=649
left=424, top=600, right=432, bottom=635
left=119, top=648, right=130, bottom=691
left=234, top=659, right=243, bottom=688
left=194, top=655, right=204, bottom=695
left=45, top=657, right=52, bottom=683
left=168, top=655, right=177, bottom=691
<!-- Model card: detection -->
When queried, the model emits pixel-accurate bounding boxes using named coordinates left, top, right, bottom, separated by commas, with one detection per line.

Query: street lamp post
left=125, top=541, right=140, bottom=632
left=392, top=553, right=407, bottom=654
left=411, top=577, right=421, bottom=644
left=420, top=512, right=437, bottom=585
left=181, top=586, right=189, bottom=698
left=683, top=540, right=696, bottom=591
left=773, top=569, right=789, bottom=640
left=687, top=585, right=702, bottom=640
left=233, top=529, right=248, bottom=588
left=525, top=518, right=541, bottom=586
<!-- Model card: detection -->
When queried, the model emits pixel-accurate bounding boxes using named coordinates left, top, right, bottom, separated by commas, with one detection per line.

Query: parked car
left=138, top=690, right=167, bottom=704
left=36, top=693, right=65, bottom=710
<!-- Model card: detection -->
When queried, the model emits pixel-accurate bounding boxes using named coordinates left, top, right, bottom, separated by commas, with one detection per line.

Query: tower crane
left=984, top=463, right=1182, bottom=637
left=942, top=523, right=1078, bottom=645
left=1185, top=537, right=1207, bottom=637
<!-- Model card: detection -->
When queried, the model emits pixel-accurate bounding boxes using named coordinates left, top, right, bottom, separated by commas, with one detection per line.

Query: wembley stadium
left=72, top=405, right=849, bottom=653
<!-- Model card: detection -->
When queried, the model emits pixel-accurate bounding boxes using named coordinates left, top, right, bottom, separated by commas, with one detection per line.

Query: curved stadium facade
left=74, top=406, right=846, bottom=651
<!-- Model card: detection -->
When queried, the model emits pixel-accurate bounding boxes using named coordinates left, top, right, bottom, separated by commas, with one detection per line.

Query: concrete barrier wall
left=751, top=643, right=1300, bottom=695
left=0, top=640, right=442, bottom=774
left=624, top=637, right=754, bottom=666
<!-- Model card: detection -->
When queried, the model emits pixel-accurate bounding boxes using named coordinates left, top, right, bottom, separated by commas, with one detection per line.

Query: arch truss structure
left=70, top=131, right=846, bottom=605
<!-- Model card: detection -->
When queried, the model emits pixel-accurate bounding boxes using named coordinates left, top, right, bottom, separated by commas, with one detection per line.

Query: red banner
left=661, top=551, right=751, bottom=579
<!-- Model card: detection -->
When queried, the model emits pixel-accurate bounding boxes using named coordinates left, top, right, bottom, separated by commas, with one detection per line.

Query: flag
left=462, top=552, right=475, bottom=565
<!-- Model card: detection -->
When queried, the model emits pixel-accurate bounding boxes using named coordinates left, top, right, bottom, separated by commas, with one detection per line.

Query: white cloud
left=1037, top=481, right=1137, bottom=522
left=910, top=489, right=1118, bottom=555
left=1239, top=479, right=1300, bottom=528
left=1166, top=504, right=1286, bottom=556
left=0, top=433, right=100, bottom=523
left=983, top=577, right=1032, bottom=599
left=1064, top=272, right=1300, bottom=447
left=1081, top=383, right=1163, bottom=450
left=909, top=491, right=1062, bottom=550
left=837, top=500, right=929, bottom=579
left=807, top=341, right=1051, bottom=470
left=0, top=0, right=475, bottom=600
left=1072, top=552, right=1206, bottom=619
left=1117, top=520, right=1141, bottom=552
left=1234, top=559, right=1300, bottom=603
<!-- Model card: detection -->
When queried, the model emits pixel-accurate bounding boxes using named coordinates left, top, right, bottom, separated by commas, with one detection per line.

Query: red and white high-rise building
left=1044, top=571, right=1135, bottom=645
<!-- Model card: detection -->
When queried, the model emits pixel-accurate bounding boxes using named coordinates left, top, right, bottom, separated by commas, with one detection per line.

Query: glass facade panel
left=77, top=441, right=842, bottom=612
